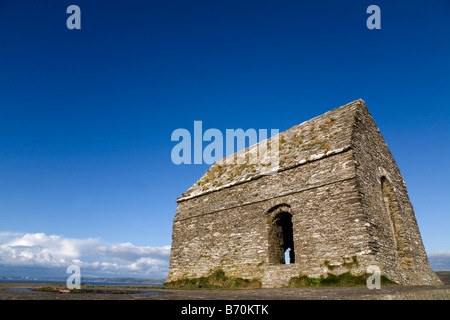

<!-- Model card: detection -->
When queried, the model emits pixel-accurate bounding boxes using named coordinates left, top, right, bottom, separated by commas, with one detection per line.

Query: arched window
left=268, top=211, right=295, bottom=264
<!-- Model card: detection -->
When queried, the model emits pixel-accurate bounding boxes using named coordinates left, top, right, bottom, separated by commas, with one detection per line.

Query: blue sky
left=0, top=1, right=449, bottom=278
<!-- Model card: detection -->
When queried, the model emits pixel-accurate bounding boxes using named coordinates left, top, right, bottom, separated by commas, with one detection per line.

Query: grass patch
left=287, top=272, right=397, bottom=288
left=164, top=269, right=261, bottom=290
left=436, top=271, right=450, bottom=285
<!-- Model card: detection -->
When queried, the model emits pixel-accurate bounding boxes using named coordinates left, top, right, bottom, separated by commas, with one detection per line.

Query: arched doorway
left=268, top=210, right=295, bottom=264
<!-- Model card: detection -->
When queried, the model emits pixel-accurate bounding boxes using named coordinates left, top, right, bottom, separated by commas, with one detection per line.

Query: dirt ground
left=0, top=281, right=449, bottom=300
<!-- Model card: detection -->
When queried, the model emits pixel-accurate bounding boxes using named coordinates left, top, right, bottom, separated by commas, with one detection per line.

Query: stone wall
left=177, top=100, right=361, bottom=202
left=167, top=99, right=441, bottom=287
left=351, top=104, right=441, bottom=285
left=167, top=150, right=373, bottom=287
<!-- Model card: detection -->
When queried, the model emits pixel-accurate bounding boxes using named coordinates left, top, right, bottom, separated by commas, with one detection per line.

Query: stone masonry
left=167, top=99, right=442, bottom=288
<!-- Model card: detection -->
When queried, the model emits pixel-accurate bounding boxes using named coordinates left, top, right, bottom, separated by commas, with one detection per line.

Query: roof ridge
left=177, top=99, right=366, bottom=201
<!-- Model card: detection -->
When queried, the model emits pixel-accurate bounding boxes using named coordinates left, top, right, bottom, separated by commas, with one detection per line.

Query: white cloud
left=428, top=250, right=450, bottom=271
left=0, top=232, right=171, bottom=278
left=0, top=233, right=98, bottom=267
left=95, top=242, right=170, bottom=262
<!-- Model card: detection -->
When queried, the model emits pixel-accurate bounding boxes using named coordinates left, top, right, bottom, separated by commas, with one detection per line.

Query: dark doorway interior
left=268, top=211, right=295, bottom=264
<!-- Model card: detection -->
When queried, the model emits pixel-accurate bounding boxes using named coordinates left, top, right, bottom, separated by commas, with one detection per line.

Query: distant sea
left=0, top=277, right=164, bottom=286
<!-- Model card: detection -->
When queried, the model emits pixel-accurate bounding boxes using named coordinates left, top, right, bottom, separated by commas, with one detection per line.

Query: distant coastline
left=0, top=275, right=165, bottom=286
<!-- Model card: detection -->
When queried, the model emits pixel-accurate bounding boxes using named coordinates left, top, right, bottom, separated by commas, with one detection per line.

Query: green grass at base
left=163, top=269, right=261, bottom=289
left=287, top=272, right=397, bottom=288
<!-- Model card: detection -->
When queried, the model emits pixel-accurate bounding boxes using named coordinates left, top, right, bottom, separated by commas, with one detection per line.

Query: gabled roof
left=177, top=99, right=366, bottom=202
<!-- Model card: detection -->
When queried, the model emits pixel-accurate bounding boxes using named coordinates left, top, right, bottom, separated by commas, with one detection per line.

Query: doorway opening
left=268, top=211, right=295, bottom=264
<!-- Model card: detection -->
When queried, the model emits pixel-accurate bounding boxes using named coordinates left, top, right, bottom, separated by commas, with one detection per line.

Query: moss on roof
left=178, top=99, right=366, bottom=202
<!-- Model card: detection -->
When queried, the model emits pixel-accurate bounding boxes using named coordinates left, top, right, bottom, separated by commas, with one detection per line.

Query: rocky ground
left=0, top=281, right=448, bottom=300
